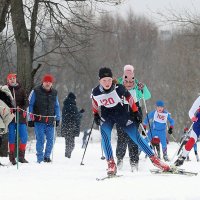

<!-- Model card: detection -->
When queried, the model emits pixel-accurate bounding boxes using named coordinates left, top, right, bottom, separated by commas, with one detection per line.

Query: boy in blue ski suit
left=28, top=74, right=60, bottom=163
left=143, top=100, right=175, bottom=161
left=91, top=67, right=170, bottom=176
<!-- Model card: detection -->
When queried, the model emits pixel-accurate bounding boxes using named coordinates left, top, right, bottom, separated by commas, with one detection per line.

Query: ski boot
left=19, top=150, right=28, bottom=163
left=174, top=156, right=186, bottom=166
left=107, top=159, right=117, bottom=176
left=117, top=158, right=123, bottom=170
left=150, top=155, right=170, bottom=171
left=44, top=157, right=52, bottom=163
left=9, top=152, right=16, bottom=165
left=130, top=161, right=138, bottom=172
left=163, top=153, right=170, bottom=162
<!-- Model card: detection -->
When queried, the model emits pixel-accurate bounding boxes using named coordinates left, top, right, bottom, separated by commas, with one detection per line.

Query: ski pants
left=8, top=123, right=28, bottom=145
left=100, top=121, right=154, bottom=161
left=116, top=124, right=139, bottom=164
left=147, top=129, right=167, bottom=155
left=34, top=122, right=55, bottom=162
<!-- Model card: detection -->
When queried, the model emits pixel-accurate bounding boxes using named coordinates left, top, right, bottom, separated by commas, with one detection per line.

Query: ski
left=96, top=174, right=123, bottom=181
left=150, top=168, right=198, bottom=176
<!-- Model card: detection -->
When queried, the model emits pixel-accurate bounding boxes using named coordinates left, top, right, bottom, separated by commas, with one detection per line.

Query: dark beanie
left=99, top=67, right=113, bottom=80
left=67, top=92, right=76, bottom=100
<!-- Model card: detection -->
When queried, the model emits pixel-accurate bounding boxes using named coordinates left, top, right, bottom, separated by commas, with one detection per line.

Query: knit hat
left=67, top=92, right=76, bottom=100
left=156, top=100, right=165, bottom=107
left=7, top=73, right=16, bottom=81
left=123, top=65, right=134, bottom=73
left=99, top=67, right=113, bottom=80
left=42, top=74, right=54, bottom=83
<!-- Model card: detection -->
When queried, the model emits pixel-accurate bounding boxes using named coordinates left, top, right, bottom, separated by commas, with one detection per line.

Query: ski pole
left=80, top=119, right=95, bottom=165
left=51, top=117, right=57, bottom=163
left=99, top=126, right=105, bottom=160
left=170, top=123, right=193, bottom=164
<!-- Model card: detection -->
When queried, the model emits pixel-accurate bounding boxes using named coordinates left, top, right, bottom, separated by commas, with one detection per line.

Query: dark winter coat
left=8, top=83, right=28, bottom=124
left=61, top=95, right=82, bottom=137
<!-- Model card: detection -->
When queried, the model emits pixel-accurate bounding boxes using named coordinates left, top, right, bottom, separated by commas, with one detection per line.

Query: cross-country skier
left=143, top=100, right=175, bottom=161
left=175, top=97, right=200, bottom=167
left=116, top=64, right=151, bottom=172
left=91, top=67, right=170, bottom=176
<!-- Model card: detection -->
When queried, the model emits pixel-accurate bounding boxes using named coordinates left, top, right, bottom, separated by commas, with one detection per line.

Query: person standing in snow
left=28, top=74, right=60, bottom=163
left=143, top=100, right=175, bottom=161
left=0, top=85, right=15, bottom=165
left=116, top=64, right=151, bottom=171
left=175, top=96, right=200, bottom=167
left=7, top=73, right=29, bottom=165
left=61, top=92, right=84, bottom=158
left=91, top=67, right=170, bottom=176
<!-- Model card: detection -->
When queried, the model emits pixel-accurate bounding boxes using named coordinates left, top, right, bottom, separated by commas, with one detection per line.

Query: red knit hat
left=7, top=73, right=17, bottom=81
left=42, top=74, right=54, bottom=83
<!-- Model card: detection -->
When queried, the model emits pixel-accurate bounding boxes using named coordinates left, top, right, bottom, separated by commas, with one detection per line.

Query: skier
left=7, top=73, right=29, bottom=164
left=143, top=100, right=175, bottom=161
left=0, top=85, right=15, bottom=165
left=116, top=64, right=151, bottom=171
left=91, top=67, right=170, bottom=176
left=61, top=92, right=84, bottom=158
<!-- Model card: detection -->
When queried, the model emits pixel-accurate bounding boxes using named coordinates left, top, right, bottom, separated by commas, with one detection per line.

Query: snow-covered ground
left=0, top=129, right=200, bottom=200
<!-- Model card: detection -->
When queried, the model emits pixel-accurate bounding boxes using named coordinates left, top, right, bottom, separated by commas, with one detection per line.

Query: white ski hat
left=123, top=65, right=134, bottom=73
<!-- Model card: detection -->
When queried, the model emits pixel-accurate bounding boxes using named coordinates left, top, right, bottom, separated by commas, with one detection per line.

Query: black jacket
left=61, top=94, right=82, bottom=137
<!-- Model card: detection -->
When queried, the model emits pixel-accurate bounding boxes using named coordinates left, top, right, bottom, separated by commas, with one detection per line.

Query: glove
left=168, top=127, right=173, bottom=134
left=56, top=120, right=60, bottom=127
left=94, top=113, right=101, bottom=126
left=80, top=109, right=85, bottom=113
left=192, top=116, right=198, bottom=122
left=28, top=121, right=34, bottom=127
left=131, top=111, right=142, bottom=124
left=137, top=82, right=144, bottom=91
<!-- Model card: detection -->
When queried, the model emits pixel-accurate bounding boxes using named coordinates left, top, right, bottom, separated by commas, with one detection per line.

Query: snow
left=0, top=129, right=200, bottom=200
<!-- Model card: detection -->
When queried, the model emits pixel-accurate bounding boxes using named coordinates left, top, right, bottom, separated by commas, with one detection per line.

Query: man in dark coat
left=7, top=73, right=29, bottom=165
left=61, top=92, right=84, bottom=158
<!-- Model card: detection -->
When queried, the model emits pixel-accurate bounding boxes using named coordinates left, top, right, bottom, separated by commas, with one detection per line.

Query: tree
left=0, top=0, right=122, bottom=93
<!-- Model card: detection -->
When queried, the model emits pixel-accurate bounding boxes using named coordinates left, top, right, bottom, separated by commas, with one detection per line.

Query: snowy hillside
left=0, top=129, right=200, bottom=200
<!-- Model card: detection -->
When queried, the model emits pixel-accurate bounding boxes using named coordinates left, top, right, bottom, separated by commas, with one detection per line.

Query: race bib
left=93, top=90, right=122, bottom=108
left=153, top=111, right=168, bottom=123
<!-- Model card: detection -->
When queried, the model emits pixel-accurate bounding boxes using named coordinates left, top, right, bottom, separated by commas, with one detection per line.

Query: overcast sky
left=107, top=0, right=200, bottom=30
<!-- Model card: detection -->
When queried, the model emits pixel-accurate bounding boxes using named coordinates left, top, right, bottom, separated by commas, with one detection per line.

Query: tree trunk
left=10, top=0, right=33, bottom=93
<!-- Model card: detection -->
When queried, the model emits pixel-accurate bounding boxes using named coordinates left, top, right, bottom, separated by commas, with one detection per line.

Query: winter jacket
left=0, top=85, right=15, bottom=133
left=118, top=77, right=151, bottom=103
left=8, top=83, right=28, bottom=123
left=61, top=95, right=82, bottom=137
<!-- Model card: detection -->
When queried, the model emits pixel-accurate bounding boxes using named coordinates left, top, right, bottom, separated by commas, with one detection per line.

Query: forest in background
left=0, top=1, right=200, bottom=139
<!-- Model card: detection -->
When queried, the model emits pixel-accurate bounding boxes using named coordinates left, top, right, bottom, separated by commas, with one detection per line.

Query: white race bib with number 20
left=94, top=90, right=122, bottom=108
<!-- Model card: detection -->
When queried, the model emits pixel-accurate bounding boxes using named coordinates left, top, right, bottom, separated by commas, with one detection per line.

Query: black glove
left=131, top=111, right=142, bottom=124
left=168, top=127, right=173, bottom=134
left=56, top=120, right=60, bottom=127
left=94, top=113, right=101, bottom=126
left=28, top=121, right=34, bottom=127
left=80, top=109, right=85, bottom=113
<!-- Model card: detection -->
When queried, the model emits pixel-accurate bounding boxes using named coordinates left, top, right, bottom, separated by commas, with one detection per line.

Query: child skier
left=91, top=67, right=170, bottom=176
left=143, top=100, right=175, bottom=161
